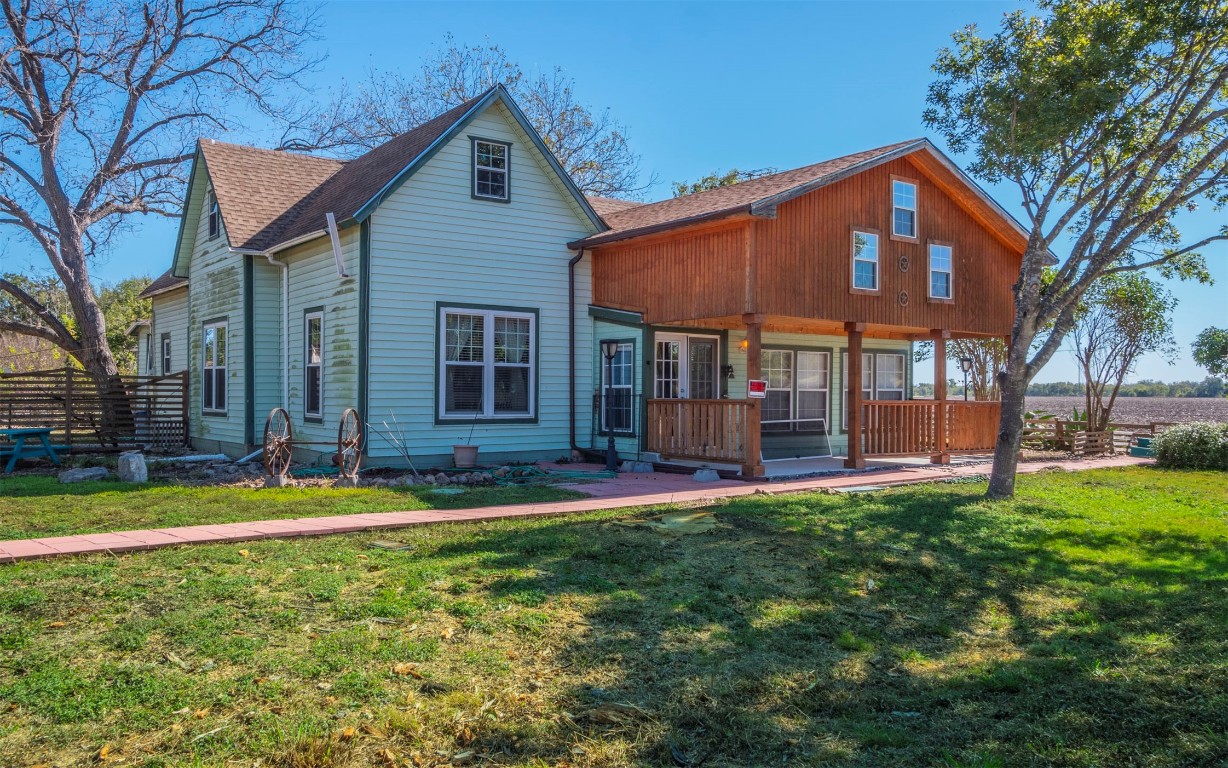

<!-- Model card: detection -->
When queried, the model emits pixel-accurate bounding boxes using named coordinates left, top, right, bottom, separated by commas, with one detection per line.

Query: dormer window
left=472, top=138, right=510, bottom=201
left=206, top=191, right=220, bottom=239
left=892, top=178, right=917, bottom=240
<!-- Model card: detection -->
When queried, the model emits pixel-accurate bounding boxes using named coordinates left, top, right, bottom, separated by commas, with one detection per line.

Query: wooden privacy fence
left=863, top=400, right=1001, bottom=456
left=646, top=398, right=755, bottom=463
left=0, top=368, right=188, bottom=449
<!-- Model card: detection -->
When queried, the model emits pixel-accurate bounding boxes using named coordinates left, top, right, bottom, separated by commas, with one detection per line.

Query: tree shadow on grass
left=425, top=483, right=1228, bottom=767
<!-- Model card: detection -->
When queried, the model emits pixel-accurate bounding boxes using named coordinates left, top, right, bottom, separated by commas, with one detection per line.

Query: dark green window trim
left=434, top=301, right=539, bottom=426
left=469, top=136, right=512, bottom=203
left=243, top=256, right=255, bottom=446
left=597, top=337, right=637, bottom=438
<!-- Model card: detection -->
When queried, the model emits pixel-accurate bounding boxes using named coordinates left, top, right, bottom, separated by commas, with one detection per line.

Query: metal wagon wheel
left=263, top=407, right=293, bottom=478
left=337, top=407, right=363, bottom=478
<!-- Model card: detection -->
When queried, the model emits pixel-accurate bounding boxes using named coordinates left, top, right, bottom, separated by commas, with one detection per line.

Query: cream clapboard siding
left=723, top=330, right=911, bottom=456
left=367, top=102, right=595, bottom=464
left=186, top=180, right=246, bottom=451
left=150, top=288, right=189, bottom=375
left=135, top=328, right=152, bottom=375
left=591, top=317, right=644, bottom=458
left=249, top=258, right=284, bottom=431
left=281, top=230, right=360, bottom=447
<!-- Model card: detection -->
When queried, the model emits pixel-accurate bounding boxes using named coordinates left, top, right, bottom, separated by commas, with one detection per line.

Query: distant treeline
left=1027, top=378, right=1225, bottom=398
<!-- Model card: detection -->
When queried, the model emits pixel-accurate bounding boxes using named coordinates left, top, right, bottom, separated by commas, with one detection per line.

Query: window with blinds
left=440, top=307, right=535, bottom=419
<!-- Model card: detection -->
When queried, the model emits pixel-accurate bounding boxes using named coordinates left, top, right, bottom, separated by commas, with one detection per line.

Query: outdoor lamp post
left=959, top=356, right=974, bottom=402
left=601, top=340, right=620, bottom=472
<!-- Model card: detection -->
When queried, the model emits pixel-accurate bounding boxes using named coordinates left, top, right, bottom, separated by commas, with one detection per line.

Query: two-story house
left=136, top=85, right=1027, bottom=478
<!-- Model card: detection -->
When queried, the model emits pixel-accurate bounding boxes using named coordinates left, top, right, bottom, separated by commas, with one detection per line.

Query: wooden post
left=845, top=321, right=866, bottom=469
left=932, top=330, right=950, bottom=464
left=64, top=365, right=74, bottom=450
left=742, top=314, right=765, bottom=479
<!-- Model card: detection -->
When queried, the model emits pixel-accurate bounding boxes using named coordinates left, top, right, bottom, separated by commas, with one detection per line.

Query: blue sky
left=8, top=1, right=1224, bottom=383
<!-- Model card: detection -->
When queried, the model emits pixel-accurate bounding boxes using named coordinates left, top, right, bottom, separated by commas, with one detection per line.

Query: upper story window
left=305, top=311, right=323, bottom=419
left=851, top=230, right=879, bottom=291
left=929, top=243, right=953, bottom=300
left=206, top=191, right=220, bottom=239
left=202, top=321, right=227, bottom=414
left=472, top=139, right=510, bottom=201
left=892, top=179, right=917, bottom=239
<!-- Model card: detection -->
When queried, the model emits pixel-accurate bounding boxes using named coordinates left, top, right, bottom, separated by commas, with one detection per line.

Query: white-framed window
left=206, top=191, right=220, bottom=239
left=892, top=179, right=918, bottom=239
left=876, top=353, right=906, bottom=401
left=439, top=307, right=534, bottom=419
left=161, top=334, right=171, bottom=375
left=600, top=341, right=634, bottom=434
left=796, top=351, right=831, bottom=431
left=145, top=332, right=154, bottom=373
left=305, top=311, right=323, bottom=419
left=761, top=349, right=794, bottom=433
left=202, top=321, right=227, bottom=414
left=472, top=139, right=510, bottom=201
left=852, top=230, right=879, bottom=291
left=929, top=243, right=953, bottom=300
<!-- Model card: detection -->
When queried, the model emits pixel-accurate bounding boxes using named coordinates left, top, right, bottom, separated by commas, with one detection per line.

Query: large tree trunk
left=59, top=239, right=134, bottom=445
left=987, top=355, right=1030, bottom=499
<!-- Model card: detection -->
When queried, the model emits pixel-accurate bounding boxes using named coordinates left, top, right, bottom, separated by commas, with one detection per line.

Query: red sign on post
left=747, top=380, right=767, bottom=398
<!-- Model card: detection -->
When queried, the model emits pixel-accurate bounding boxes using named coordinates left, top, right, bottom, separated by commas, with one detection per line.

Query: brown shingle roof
left=200, top=91, right=492, bottom=252
left=199, top=142, right=343, bottom=251
left=573, top=139, right=927, bottom=247
left=586, top=196, right=645, bottom=218
left=138, top=269, right=188, bottom=299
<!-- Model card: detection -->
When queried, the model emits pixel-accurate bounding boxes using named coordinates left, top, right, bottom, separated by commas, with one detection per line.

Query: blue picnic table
left=0, top=427, right=63, bottom=473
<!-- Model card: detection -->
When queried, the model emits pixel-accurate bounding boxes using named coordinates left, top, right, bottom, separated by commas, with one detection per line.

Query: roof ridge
left=198, top=138, right=346, bottom=166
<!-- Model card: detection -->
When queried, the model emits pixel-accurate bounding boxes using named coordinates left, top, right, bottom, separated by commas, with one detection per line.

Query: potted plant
left=453, top=405, right=480, bottom=468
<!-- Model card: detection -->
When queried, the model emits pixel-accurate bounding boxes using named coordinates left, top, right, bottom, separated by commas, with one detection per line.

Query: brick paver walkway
left=0, top=455, right=1149, bottom=562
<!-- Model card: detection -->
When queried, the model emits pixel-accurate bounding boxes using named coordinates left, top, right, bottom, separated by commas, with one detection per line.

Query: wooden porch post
left=845, top=322, right=866, bottom=469
left=742, top=313, right=765, bottom=479
left=932, top=330, right=951, bottom=464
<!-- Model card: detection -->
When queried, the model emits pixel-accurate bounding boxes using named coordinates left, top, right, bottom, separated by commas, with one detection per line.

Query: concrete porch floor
left=650, top=452, right=996, bottom=479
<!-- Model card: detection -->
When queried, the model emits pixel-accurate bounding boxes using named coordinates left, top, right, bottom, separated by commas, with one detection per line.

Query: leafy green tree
left=1070, top=273, right=1176, bottom=430
left=98, top=278, right=154, bottom=375
left=1193, top=327, right=1228, bottom=381
left=926, top=0, right=1228, bottom=498
left=671, top=168, right=778, bottom=197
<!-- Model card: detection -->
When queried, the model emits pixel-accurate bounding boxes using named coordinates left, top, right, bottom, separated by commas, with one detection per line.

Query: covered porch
left=639, top=316, right=1003, bottom=478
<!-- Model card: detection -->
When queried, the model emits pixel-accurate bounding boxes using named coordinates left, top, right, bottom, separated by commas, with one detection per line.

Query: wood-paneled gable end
left=587, top=144, right=1025, bottom=338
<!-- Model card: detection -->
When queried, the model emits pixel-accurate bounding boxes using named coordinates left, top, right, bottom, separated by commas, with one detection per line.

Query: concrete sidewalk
left=0, top=455, right=1149, bottom=562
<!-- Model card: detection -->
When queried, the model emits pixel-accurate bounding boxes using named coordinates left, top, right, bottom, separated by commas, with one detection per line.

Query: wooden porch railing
left=0, top=367, right=189, bottom=449
left=645, top=398, right=754, bottom=463
left=863, top=400, right=1001, bottom=456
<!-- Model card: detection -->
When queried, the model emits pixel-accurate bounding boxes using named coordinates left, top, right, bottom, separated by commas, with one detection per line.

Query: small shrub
left=1151, top=422, right=1228, bottom=470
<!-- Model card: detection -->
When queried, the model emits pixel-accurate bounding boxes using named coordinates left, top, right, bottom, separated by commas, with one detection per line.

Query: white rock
left=117, top=452, right=148, bottom=483
left=692, top=469, right=721, bottom=483
left=57, top=466, right=109, bottom=483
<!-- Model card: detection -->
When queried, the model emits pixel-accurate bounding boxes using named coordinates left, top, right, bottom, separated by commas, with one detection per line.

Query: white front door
left=655, top=333, right=719, bottom=399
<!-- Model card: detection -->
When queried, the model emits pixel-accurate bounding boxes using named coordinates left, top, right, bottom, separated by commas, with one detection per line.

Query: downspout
left=568, top=248, right=585, bottom=456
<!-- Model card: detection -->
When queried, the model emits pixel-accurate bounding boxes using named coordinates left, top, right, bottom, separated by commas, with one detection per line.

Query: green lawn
left=0, top=476, right=583, bottom=540
left=1, top=467, right=1226, bottom=767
